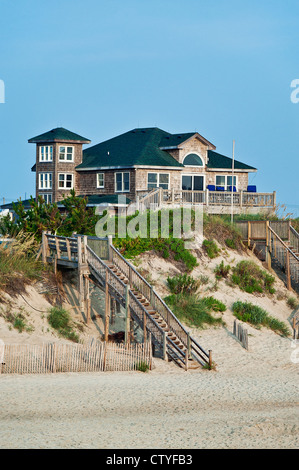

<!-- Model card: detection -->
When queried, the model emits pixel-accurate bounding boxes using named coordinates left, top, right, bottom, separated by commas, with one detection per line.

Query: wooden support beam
left=125, top=285, right=130, bottom=344
left=66, top=239, right=71, bottom=261
left=104, top=269, right=110, bottom=342
left=286, top=249, right=292, bottom=291
left=84, top=275, right=90, bottom=325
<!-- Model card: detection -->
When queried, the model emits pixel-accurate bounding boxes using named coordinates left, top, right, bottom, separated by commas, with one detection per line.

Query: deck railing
left=134, top=188, right=276, bottom=213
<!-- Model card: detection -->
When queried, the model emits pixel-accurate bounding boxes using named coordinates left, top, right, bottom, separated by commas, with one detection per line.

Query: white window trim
left=115, top=172, right=130, bottom=193
left=58, top=173, right=74, bottom=190
left=39, top=172, right=53, bottom=190
left=39, top=145, right=53, bottom=162
left=182, top=151, right=204, bottom=167
left=181, top=173, right=206, bottom=191
left=147, top=172, right=170, bottom=190
left=97, top=173, right=105, bottom=189
left=40, top=193, right=53, bottom=204
left=215, top=174, right=238, bottom=191
left=58, top=145, right=74, bottom=162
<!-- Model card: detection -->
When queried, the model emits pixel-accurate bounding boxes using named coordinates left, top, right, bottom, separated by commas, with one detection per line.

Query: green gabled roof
left=159, top=133, right=196, bottom=148
left=28, top=127, right=91, bottom=144
left=76, top=128, right=184, bottom=170
left=207, top=150, right=257, bottom=171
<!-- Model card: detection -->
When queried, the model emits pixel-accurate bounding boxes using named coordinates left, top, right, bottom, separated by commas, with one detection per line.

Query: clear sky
left=0, top=0, right=298, bottom=215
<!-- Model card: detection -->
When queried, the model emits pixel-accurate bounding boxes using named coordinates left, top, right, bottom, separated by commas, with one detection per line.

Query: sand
left=0, top=245, right=298, bottom=449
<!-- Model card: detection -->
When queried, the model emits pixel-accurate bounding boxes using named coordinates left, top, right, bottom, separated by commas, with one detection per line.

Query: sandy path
left=0, top=355, right=298, bottom=449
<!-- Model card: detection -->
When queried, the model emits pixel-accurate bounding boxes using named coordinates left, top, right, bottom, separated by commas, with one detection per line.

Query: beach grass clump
left=167, top=274, right=200, bottom=295
left=287, top=296, right=299, bottom=309
left=214, top=261, right=230, bottom=279
left=202, top=239, right=220, bottom=259
left=203, top=214, right=244, bottom=250
left=47, top=307, right=80, bottom=342
left=231, top=260, right=275, bottom=294
left=232, top=301, right=290, bottom=336
left=202, top=296, right=226, bottom=312
left=164, top=293, right=224, bottom=329
left=136, top=361, right=150, bottom=372
left=0, top=232, right=45, bottom=295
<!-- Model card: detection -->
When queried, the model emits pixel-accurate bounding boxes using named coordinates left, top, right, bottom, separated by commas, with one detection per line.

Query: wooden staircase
left=106, top=262, right=201, bottom=369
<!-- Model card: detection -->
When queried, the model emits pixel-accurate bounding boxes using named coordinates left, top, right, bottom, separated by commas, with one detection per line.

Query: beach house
left=28, top=126, right=275, bottom=214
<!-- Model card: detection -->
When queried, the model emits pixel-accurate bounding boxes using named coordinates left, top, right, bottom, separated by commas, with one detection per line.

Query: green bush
left=225, top=238, right=237, bottom=249
left=164, top=293, right=224, bottom=329
left=202, top=296, right=226, bottom=312
left=232, top=301, right=290, bottom=336
left=287, top=296, right=299, bottom=309
left=167, top=274, right=199, bottom=295
left=214, top=261, right=230, bottom=279
left=231, top=260, right=275, bottom=294
left=47, top=307, right=80, bottom=342
left=136, top=361, right=150, bottom=372
left=202, top=239, right=220, bottom=259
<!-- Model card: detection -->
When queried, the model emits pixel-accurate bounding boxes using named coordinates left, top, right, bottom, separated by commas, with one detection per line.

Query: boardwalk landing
left=41, top=232, right=212, bottom=370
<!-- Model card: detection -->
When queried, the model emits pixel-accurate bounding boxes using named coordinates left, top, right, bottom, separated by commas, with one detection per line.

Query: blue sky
left=0, top=0, right=298, bottom=215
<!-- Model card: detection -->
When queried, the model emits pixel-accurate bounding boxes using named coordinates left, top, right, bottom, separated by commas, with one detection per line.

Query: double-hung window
left=58, top=173, right=73, bottom=189
left=39, top=172, right=52, bottom=190
left=115, top=172, right=130, bottom=192
left=147, top=173, right=169, bottom=190
left=216, top=175, right=237, bottom=190
left=59, top=146, right=74, bottom=162
left=39, top=146, right=53, bottom=162
left=97, top=173, right=104, bottom=188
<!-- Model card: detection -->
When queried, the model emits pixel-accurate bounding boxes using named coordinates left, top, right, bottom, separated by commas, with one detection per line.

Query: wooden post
left=240, top=190, right=243, bottom=208
left=104, top=269, right=110, bottom=342
left=83, top=235, right=88, bottom=263
left=66, top=238, right=71, bottom=261
left=77, top=236, right=82, bottom=265
left=125, top=285, right=130, bottom=344
left=143, top=311, right=147, bottom=343
left=84, top=275, right=90, bottom=325
left=209, top=350, right=212, bottom=369
left=108, top=235, right=113, bottom=262
left=206, top=189, right=209, bottom=207
left=286, top=249, right=292, bottom=291
left=42, top=231, right=47, bottom=263
left=247, top=221, right=251, bottom=248
left=163, top=332, right=167, bottom=362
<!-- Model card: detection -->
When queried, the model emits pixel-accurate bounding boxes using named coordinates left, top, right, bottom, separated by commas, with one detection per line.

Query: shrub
left=225, top=238, right=237, bottom=249
left=202, top=296, right=226, bottom=312
left=164, top=293, right=224, bottom=329
left=287, top=297, right=299, bottom=309
left=231, top=260, right=275, bottom=294
left=232, top=301, right=290, bottom=336
left=47, top=307, right=80, bottom=342
left=202, top=239, right=220, bottom=259
left=214, top=261, right=230, bottom=279
left=167, top=274, right=200, bottom=295
left=136, top=361, right=150, bottom=372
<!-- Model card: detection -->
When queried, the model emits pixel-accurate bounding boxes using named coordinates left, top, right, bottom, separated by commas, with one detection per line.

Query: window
left=59, top=146, right=74, bottom=162
left=182, top=175, right=204, bottom=191
left=147, top=173, right=169, bottom=190
left=115, top=172, right=130, bottom=192
left=216, top=175, right=237, bottom=190
left=97, top=173, right=104, bottom=188
left=40, top=193, right=52, bottom=204
left=39, top=172, right=52, bottom=189
left=39, top=146, right=53, bottom=162
left=183, top=153, right=203, bottom=166
left=58, top=173, right=73, bottom=189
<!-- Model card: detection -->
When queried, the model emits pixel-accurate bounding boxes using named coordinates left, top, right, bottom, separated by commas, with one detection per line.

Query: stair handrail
left=269, top=226, right=299, bottom=262
left=110, top=243, right=210, bottom=363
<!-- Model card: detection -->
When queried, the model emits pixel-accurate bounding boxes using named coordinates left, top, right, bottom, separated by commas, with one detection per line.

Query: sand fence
left=0, top=339, right=152, bottom=375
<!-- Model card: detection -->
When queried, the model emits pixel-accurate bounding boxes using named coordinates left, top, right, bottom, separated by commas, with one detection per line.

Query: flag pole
left=231, top=140, right=235, bottom=224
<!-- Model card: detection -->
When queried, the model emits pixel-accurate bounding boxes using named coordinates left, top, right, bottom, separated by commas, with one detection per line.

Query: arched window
left=183, top=153, right=204, bottom=166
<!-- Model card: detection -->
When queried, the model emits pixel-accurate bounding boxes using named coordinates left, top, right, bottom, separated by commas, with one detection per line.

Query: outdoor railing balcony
left=135, top=188, right=276, bottom=213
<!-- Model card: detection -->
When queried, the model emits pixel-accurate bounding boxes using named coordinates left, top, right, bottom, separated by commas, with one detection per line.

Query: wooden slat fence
left=233, top=319, right=248, bottom=350
left=0, top=340, right=152, bottom=375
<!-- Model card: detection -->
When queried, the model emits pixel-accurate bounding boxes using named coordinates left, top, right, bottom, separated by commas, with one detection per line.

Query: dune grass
left=233, top=301, right=290, bottom=336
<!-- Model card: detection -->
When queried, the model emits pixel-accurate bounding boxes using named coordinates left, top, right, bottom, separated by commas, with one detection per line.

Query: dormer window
left=59, top=146, right=74, bottom=162
left=39, top=146, right=53, bottom=162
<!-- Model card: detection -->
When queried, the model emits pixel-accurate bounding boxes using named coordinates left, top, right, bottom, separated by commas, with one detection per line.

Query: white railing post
left=206, top=189, right=209, bottom=207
